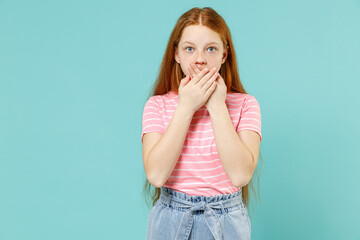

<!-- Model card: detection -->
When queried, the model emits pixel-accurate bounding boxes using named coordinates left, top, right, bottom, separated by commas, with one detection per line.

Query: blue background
left=1, top=0, right=359, bottom=239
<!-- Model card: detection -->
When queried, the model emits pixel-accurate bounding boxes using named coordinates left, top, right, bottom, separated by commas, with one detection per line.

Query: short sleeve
left=236, top=95, right=262, bottom=141
left=141, top=97, right=166, bottom=144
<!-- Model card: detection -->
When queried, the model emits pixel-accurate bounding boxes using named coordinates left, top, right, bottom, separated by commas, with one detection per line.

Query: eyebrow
left=182, top=41, right=220, bottom=45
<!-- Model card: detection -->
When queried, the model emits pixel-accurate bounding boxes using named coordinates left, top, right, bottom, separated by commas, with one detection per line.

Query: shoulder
left=144, top=95, right=167, bottom=111
left=145, top=94, right=165, bottom=104
left=226, top=92, right=252, bottom=104
left=241, top=95, right=260, bottom=114
left=226, top=93, right=261, bottom=113
left=230, top=92, right=259, bottom=103
left=243, top=94, right=260, bottom=106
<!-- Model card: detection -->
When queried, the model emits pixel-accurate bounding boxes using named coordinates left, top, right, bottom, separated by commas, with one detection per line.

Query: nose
left=195, top=50, right=206, bottom=62
left=193, top=51, right=207, bottom=69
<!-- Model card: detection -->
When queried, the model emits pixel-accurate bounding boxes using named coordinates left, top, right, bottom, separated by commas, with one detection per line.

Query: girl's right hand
left=178, top=67, right=219, bottom=113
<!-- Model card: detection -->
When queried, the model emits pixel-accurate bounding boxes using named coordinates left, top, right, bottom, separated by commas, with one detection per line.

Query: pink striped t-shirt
left=141, top=90, right=262, bottom=196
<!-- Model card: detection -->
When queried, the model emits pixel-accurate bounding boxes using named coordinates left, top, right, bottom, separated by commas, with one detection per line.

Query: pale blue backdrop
left=1, top=0, right=359, bottom=239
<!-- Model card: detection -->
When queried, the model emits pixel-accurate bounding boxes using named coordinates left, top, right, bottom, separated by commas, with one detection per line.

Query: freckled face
left=174, top=25, right=228, bottom=76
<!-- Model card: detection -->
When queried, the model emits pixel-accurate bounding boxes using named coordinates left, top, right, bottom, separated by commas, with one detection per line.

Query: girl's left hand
left=188, top=63, right=227, bottom=111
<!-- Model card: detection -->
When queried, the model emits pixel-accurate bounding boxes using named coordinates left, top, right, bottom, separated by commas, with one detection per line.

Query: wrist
left=176, top=104, right=195, bottom=118
left=207, top=102, right=227, bottom=114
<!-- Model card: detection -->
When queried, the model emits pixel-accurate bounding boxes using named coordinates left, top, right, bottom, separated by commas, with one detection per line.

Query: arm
left=208, top=103, right=260, bottom=188
left=144, top=105, right=195, bottom=188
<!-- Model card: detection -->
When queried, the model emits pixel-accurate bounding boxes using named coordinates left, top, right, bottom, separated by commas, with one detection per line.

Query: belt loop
left=220, top=200, right=226, bottom=215
left=165, top=194, right=171, bottom=208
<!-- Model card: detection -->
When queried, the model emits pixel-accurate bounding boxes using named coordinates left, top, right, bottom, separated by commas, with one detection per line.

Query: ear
left=222, top=45, right=229, bottom=64
left=174, top=48, right=180, bottom=64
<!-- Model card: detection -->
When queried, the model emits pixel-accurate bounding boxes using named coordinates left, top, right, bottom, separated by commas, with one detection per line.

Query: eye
left=184, top=46, right=216, bottom=52
left=208, top=47, right=216, bottom=52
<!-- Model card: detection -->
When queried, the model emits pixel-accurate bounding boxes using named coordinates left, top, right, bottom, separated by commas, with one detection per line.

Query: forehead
left=180, top=25, right=222, bottom=45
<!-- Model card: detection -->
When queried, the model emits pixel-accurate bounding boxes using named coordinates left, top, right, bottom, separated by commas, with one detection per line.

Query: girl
left=141, top=7, right=262, bottom=240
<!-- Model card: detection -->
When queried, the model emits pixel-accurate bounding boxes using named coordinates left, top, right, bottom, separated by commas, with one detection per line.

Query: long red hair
left=142, top=6, right=263, bottom=218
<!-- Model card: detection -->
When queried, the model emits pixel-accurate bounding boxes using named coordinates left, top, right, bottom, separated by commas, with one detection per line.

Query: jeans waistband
left=158, top=187, right=243, bottom=240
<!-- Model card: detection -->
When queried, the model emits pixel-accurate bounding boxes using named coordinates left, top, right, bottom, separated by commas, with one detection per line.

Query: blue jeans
left=147, top=186, right=251, bottom=240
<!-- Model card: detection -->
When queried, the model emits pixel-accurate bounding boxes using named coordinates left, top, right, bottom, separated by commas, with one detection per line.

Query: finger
left=198, top=67, right=218, bottom=88
left=218, top=75, right=225, bottom=86
left=188, top=65, right=196, bottom=79
left=179, top=75, right=190, bottom=90
left=202, top=70, right=219, bottom=90
left=205, top=79, right=217, bottom=98
left=190, top=67, right=210, bottom=85
left=190, top=63, right=201, bottom=75
left=182, top=75, right=190, bottom=85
